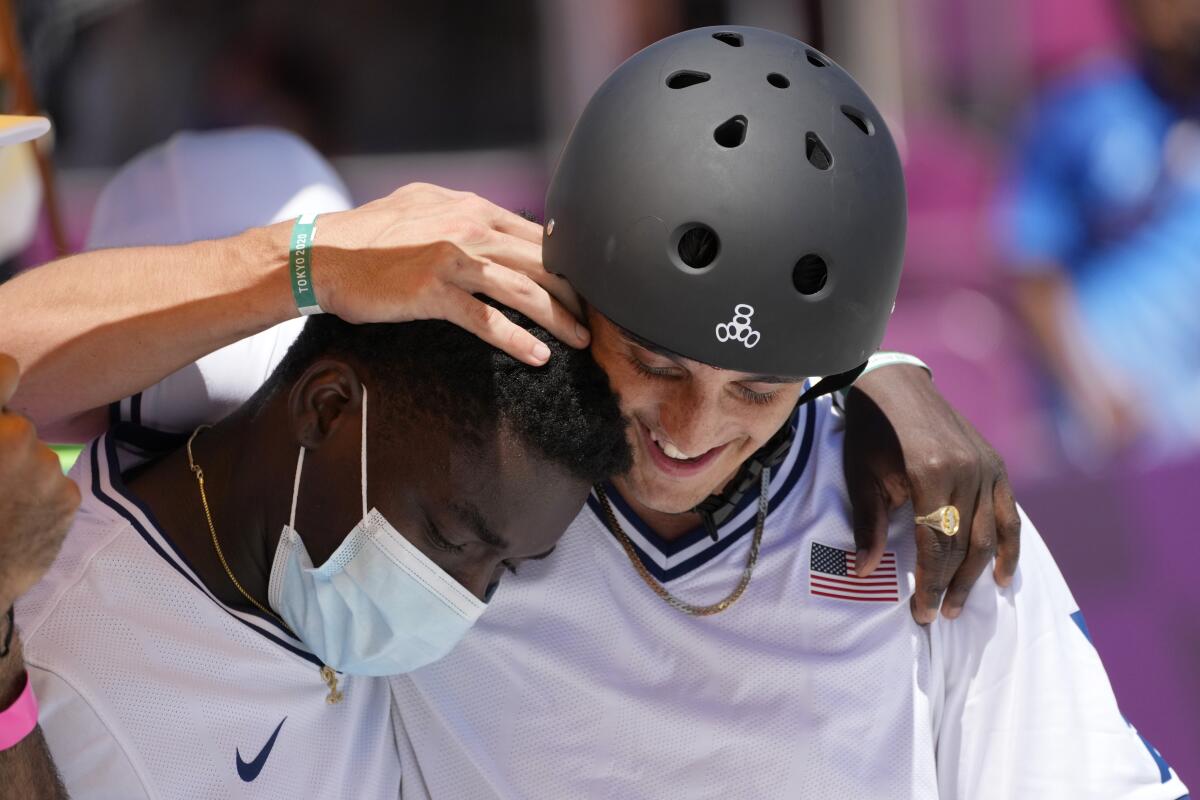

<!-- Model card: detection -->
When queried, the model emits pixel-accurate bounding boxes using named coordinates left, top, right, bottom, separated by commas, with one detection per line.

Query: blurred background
left=2, top=0, right=1196, bottom=783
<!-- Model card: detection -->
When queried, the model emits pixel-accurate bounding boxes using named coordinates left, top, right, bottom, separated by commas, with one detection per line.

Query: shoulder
left=28, top=665, right=151, bottom=798
left=930, top=506, right=1191, bottom=796
left=932, top=506, right=1074, bottom=662
left=16, top=437, right=136, bottom=642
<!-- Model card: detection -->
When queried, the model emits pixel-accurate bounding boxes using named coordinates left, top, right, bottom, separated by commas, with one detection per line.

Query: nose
left=454, top=561, right=500, bottom=603
left=657, top=383, right=725, bottom=455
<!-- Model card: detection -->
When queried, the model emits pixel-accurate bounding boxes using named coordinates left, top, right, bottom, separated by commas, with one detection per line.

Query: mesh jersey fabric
left=115, top=358, right=1186, bottom=797
left=16, top=430, right=402, bottom=799
left=382, top=398, right=1186, bottom=799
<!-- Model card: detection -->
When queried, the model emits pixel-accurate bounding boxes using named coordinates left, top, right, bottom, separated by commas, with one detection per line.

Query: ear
left=286, top=359, right=365, bottom=450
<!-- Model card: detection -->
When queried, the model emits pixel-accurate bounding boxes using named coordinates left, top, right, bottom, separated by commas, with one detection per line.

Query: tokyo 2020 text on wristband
left=290, top=212, right=325, bottom=316
left=0, top=671, right=39, bottom=751
left=835, top=351, right=933, bottom=408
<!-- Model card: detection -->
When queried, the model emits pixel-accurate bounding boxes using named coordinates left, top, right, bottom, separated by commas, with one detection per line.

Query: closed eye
left=734, top=384, right=780, bottom=405
left=626, top=353, right=681, bottom=380
left=422, top=512, right=465, bottom=554
left=503, top=545, right=558, bottom=576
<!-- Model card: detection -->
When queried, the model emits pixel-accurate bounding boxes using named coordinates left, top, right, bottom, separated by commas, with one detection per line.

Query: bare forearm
left=1, top=223, right=293, bottom=434
left=0, top=639, right=68, bottom=799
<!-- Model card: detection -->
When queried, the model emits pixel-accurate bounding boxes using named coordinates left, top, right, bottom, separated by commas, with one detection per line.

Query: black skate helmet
left=543, top=25, right=906, bottom=380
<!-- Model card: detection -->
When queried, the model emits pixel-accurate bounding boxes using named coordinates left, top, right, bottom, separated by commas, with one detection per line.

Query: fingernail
left=942, top=605, right=961, bottom=619
left=532, top=342, right=551, bottom=363
left=575, top=322, right=590, bottom=344
left=911, top=598, right=935, bottom=625
left=855, top=549, right=872, bottom=574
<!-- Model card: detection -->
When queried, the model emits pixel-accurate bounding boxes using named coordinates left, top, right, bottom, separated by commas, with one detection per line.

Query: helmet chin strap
left=690, top=361, right=866, bottom=541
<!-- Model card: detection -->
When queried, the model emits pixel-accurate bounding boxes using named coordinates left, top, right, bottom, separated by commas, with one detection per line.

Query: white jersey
left=16, top=427, right=401, bottom=799
left=118, top=325, right=1189, bottom=799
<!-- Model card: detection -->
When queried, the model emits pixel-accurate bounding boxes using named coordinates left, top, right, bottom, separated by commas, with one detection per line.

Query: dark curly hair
left=262, top=306, right=631, bottom=484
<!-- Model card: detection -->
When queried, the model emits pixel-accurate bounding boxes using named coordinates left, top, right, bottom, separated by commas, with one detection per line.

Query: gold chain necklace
left=593, top=467, right=771, bottom=616
left=186, top=426, right=343, bottom=704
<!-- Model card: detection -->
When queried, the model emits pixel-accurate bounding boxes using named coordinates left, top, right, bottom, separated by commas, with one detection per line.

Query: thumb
left=849, top=477, right=891, bottom=577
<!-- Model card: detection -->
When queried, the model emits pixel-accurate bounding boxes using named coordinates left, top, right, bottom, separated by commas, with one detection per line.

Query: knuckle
left=449, top=218, right=488, bottom=244
left=467, top=299, right=497, bottom=330
left=507, top=326, right=530, bottom=351
left=509, top=272, right=538, bottom=299
left=972, top=533, right=997, bottom=558
left=943, top=585, right=967, bottom=605
left=924, top=582, right=948, bottom=602
left=1000, top=514, right=1022, bottom=540
left=948, top=446, right=981, bottom=473
left=914, top=449, right=946, bottom=475
left=994, top=465, right=1013, bottom=491
left=969, top=537, right=998, bottom=563
left=919, top=539, right=961, bottom=574
left=433, top=239, right=469, bottom=267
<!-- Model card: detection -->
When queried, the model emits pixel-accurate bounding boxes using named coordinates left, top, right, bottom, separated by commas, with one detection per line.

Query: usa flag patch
left=809, top=542, right=899, bottom=602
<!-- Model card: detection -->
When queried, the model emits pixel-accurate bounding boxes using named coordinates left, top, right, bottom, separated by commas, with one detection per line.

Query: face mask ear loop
left=289, top=447, right=305, bottom=530
left=360, top=386, right=369, bottom=521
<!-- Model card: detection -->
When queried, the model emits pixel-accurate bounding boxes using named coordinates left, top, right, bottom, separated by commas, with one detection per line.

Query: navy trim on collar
left=589, top=399, right=817, bottom=583
left=90, top=430, right=323, bottom=669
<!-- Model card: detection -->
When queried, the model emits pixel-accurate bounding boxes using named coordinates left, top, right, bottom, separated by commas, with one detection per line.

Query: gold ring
left=914, top=505, right=961, bottom=536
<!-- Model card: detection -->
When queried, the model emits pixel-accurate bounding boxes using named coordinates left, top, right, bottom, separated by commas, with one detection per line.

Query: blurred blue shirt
left=997, top=57, right=1200, bottom=452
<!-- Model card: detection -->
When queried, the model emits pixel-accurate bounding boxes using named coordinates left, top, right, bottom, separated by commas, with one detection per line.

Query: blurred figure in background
left=996, top=0, right=1200, bottom=464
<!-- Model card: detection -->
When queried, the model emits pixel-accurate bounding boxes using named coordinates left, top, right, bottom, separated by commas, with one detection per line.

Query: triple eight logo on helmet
left=543, top=25, right=907, bottom=382
left=716, top=304, right=761, bottom=349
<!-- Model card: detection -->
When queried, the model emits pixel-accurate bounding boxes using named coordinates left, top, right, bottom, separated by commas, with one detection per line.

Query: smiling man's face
left=586, top=309, right=805, bottom=515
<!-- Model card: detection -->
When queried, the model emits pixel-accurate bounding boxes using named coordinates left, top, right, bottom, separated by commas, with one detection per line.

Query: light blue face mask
left=267, top=388, right=487, bottom=676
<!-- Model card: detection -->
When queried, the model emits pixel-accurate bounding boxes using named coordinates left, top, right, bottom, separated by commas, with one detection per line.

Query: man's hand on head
left=0, top=354, right=80, bottom=613
left=256, top=182, right=591, bottom=366
left=841, top=363, right=1021, bottom=625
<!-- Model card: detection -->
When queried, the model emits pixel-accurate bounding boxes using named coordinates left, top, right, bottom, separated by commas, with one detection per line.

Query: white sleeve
left=931, top=507, right=1188, bottom=800
left=112, top=319, right=305, bottom=432
left=29, top=666, right=151, bottom=800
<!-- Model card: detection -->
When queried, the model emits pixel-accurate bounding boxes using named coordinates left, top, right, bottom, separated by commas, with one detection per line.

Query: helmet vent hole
left=677, top=225, right=720, bottom=270
left=793, top=254, right=828, bottom=295
left=767, top=72, right=790, bottom=88
left=714, top=115, right=748, bottom=148
left=841, top=105, right=874, bottom=135
left=805, top=132, right=833, bottom=170
left=713, top=32, right=743, bottom=47
left=805, top=49, right=828, bottom=67
left=666, top=70, right=711, bottom=89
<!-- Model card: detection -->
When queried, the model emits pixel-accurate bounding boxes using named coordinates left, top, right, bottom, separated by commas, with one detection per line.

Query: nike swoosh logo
left=236, top=717, right=287, bottom=783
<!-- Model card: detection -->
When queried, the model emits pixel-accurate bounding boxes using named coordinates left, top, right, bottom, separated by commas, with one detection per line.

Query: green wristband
left=290, top=212, right=324, bottom=316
